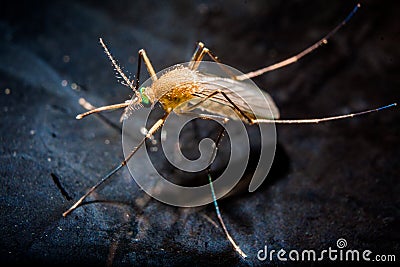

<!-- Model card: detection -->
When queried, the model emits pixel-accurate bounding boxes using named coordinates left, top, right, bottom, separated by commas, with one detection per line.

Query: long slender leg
left=189, top=42, right=223, bottom=65
left=177, top=111, right=230, bottom=123
left=253, top=103, right=397, bottom=124
left=235, top=3, right=361, bottom=81
left=185, top=90, right=253, bottom=124
left=63, top=115, right=167, bottom=217
left=65, top=41, right=162, bottom=215
left=188, top=42, right=237, bottom=78
left=76, top=101, right=131, bottom=119
left=176, top=105, right=248, bottom=257
left=74, top=98, right=122, bottom=132
left=188, top=42, right=206, bottom=70
left=207, top=124, right=247, bottom=258
left=184, top=88, right=396, bottom=126
left=188, top=4, right=360, bottom=81
left=137, top=49, right=157, bottom=82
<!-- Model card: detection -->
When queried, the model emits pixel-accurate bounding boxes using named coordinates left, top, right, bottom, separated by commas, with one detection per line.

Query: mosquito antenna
left=99, top=38, right=136, bottom=90
left=254, top=103, right=397, bottom=124
left=236, top=3, right=361, bottom=81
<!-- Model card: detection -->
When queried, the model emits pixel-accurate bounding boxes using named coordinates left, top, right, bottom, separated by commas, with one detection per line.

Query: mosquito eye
left=139, top=87, right=151, bottom=107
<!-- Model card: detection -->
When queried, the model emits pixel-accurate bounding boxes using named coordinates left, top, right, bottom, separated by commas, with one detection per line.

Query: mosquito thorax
left=150, top=66, right=200, bottom=111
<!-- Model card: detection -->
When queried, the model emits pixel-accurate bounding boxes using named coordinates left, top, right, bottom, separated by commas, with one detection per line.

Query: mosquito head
left=138, top=86, right=154, bottom=107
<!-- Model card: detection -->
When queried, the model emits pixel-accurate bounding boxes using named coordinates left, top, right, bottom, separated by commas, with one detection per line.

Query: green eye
left=139, top=87, right=150, bottom=105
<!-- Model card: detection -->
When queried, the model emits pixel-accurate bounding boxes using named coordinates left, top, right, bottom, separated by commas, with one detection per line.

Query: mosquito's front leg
left=76, top=101, right=131, bottom=120
left=137, top=49, right=157, bottom=83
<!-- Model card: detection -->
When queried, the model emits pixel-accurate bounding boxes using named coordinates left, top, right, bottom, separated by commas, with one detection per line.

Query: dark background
left=0, top=0, right=398, bottom=266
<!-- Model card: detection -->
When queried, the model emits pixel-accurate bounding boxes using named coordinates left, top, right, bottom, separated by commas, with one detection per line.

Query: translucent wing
left=179, top=74, right=280, bottom=121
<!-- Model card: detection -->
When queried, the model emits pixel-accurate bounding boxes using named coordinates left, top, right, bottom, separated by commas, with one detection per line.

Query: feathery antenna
left=99, top=38, right=136, bottom=90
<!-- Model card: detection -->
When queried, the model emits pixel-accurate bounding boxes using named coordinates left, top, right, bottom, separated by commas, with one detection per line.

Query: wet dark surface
left=0, top=0, right=399, bottom=266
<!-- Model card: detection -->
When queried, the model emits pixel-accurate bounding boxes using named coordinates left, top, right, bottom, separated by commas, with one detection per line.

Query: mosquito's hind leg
left=177, top=110, right=230, bottom=123
left=235, top=3, right=361, bottom=80
left=189, top=3, right=360, bottom=79
left=182, top=90, right=254, bottom=124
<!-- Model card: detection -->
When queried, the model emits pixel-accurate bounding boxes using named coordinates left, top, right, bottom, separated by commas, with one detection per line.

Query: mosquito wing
left=179, top=75, right=280, bottom=121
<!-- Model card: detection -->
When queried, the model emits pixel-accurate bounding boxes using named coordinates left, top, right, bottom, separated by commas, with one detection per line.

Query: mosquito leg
left=188, top=42, right=237, bottom=78
left=137, top=49, right=157, bottom=82
left=134, top=50, right=143, bottom=88
left=253, top=103, right=397, bottom=124
left=196, top=91, right=254, bottom=124
left=187, top=42, right=210, bottom=140
left=181, top=89, right=253, bottom=123
left=187, top=93, right=396, bottom=126
left=177, top=111, right=230, bottom=123
left=75, top=98, right=123, bottom=132
left=206, top=124, right=247, bottom=258
left=189, top=42, right=224, bottom=66
left=177, top=106, right=247, bottom=257
left=63, top=115, right=167, bottom=217
left=76, top=101, right=131, bottom=119
left=235, top=3, right=361, bottom=81
left=188, top=42, right=206, bottom=70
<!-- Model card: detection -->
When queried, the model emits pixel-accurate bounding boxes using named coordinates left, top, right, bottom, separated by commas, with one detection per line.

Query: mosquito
left=62, top=3, right=396, bottom=259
